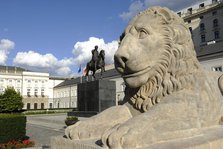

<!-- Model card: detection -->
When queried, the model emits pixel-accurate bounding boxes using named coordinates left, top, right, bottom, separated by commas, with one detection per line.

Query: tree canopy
left=0, top=87, right=24, bottom=113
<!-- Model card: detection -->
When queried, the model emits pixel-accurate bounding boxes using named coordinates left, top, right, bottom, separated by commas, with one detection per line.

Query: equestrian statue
left=85, top=45, right=105, bottom=78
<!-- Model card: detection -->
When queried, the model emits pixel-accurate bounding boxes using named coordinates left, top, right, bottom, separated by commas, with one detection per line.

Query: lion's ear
left=157, top=7, right=173, bottom=24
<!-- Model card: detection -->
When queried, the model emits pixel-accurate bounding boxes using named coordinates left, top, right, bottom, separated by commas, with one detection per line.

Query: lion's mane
left=125, top=7, right=201, bottom=112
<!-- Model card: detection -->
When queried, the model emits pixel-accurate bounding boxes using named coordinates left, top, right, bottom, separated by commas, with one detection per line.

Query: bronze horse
left=86, top=50, right=105, bottom=78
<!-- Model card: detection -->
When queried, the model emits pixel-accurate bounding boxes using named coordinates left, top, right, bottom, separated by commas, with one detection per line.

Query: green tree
left=0, top=87, right=24, bottom=113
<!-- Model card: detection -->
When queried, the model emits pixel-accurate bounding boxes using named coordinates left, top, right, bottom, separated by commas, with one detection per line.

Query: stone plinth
left=51, top=126, right=223, bottom=149
left=77, top=80, right=116, bottom=112
left=51, top=136, right=102, bottom=149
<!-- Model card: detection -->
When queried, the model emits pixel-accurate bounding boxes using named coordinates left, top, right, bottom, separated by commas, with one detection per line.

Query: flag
left=78, top=65, right=81, bottom=73
left=83, top=67, right=87, bottom=76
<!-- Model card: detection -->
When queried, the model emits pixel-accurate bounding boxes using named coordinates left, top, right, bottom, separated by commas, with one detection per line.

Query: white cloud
left=120, top=1, right=144, bottom=21
left=12, top=37, right=118, bottom=77
left=13, top=51, right=73, bottom=76
left=72, top=37, right=118, bottom=68
left=0, top=39, right=15, bottom=65
left=120, top=0, right=205, bottom=21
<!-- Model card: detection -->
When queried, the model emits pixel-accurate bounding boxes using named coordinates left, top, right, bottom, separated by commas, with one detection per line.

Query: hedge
left=0, top=114, right=26, bottom=143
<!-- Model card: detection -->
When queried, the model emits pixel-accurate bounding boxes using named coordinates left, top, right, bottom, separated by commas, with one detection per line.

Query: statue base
left=51, top=126, right=223, bottom=149
left=77, top=80, right=116, bottom=112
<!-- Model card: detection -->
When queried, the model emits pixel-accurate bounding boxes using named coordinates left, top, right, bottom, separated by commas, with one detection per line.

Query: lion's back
left=194, top=70, right=223, bottom=126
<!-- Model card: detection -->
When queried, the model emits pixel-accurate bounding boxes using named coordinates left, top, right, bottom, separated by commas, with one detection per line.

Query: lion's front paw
left=65, top=121, right=85, bottom=140
left=102, top=124, right=138, bottom=149
left=65, top=121, right=100, bottom=140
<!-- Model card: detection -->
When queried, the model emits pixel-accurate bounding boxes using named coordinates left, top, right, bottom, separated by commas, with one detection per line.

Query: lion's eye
left=138, top=29, right=148, bottom=39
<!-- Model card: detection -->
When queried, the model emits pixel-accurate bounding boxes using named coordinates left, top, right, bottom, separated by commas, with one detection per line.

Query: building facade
left=177, top=0, right=223, bottom=71
left=0, top=66, right=65, bottom=110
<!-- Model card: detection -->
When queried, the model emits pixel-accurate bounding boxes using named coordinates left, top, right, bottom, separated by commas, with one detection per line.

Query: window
left=41, top=103, right=44, bottom=109
left=8, top=80, right=13, bottom=86
left=213, top=19, right=218, bottom=27
left=41, top=88, right=45, bottom=97
left=212, top=11, right=217, bottom=15
left=34, top=103, right=38, bottom=109
left=34, top=88, right=38, bottom=97
left=16, top=80, right=21, bottom=87
left=199, top=3, right=204, bottom=8
left=212, top=66, right=222, bottom=72
left=177, top=12, right=181, bottom=17
left=41, top=80, right=45, bottom=87
left=35, top=80, right=38, bottom=87
left=49, top=103, right=53, bottom=109
left=16, top=88, right=20, bottom=93
left=27, top=88, right=31, bottom=97
left=201, top=34, right=206, bottom=42
left=200, top=16, right=204, bottom=19
left=187, top=20, right=191, bottom=23
left=187, top=8, right=192, bottom=14
left=27, top=103, right=30, bottom=110
left=214, top=31, right=220, bottom=39
left=200, top=23, right=205, bottom=31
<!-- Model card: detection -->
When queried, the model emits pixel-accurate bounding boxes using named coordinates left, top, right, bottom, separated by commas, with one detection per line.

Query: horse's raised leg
left=92, top=70, right=96, bottom=80
left=100, top=68, right=103, bottom=79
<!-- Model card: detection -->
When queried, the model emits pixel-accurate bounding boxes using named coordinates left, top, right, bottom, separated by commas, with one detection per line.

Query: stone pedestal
left=77, top=80, right=116, bottom=112
left=51, top=126, right=223, bottom=149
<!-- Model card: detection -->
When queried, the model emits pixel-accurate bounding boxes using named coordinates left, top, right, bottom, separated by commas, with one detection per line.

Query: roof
left=0, top=65, right=31, bottom=73
left=54, top=77, right=80, bottom=88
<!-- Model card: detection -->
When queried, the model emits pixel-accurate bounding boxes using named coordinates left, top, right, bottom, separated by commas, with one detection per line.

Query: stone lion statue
left=65, top=6, right=223, bottom=149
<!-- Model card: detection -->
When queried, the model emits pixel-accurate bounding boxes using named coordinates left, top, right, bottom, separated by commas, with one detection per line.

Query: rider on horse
left=85, top=45, right=105, bottom=79
left=91, top=45, right=99, bottom=71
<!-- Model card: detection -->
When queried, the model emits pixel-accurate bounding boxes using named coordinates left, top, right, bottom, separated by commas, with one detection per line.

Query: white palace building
left=0, top=66, right=65, bottom=110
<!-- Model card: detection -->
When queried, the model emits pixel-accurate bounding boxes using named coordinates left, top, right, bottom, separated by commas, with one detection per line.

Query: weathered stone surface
left=65, top=6, right=223, bottom=149
left=52, top=126, right=223, bottom=149
left=51, top=136, right=102, bottom=149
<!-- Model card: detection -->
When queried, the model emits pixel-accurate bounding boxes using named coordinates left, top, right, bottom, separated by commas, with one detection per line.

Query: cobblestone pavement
left=26, top=113, right=67, bottom=148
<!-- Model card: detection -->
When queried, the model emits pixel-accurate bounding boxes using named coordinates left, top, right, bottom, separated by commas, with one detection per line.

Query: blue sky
left=0, top=0, right=204, bottom=76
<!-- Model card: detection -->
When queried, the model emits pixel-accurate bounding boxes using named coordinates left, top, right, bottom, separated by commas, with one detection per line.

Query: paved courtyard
left=26, top=113, right=68, bottom=147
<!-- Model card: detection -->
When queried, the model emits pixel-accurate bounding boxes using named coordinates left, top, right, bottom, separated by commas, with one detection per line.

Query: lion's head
left=114, top=6, right=201, bottom=112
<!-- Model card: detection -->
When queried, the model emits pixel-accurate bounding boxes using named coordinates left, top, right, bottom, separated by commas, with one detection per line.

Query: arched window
left=200, top=23, right=205, bottom=31
left=201, top=34, right=206, bottom=42
left=214, top=31, right=220, bottom=39
left=213, top=19, right=218, bottom=27
left=34, top=103, right=38, bottom=109
left=41, top=103, right=44, bottom=109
